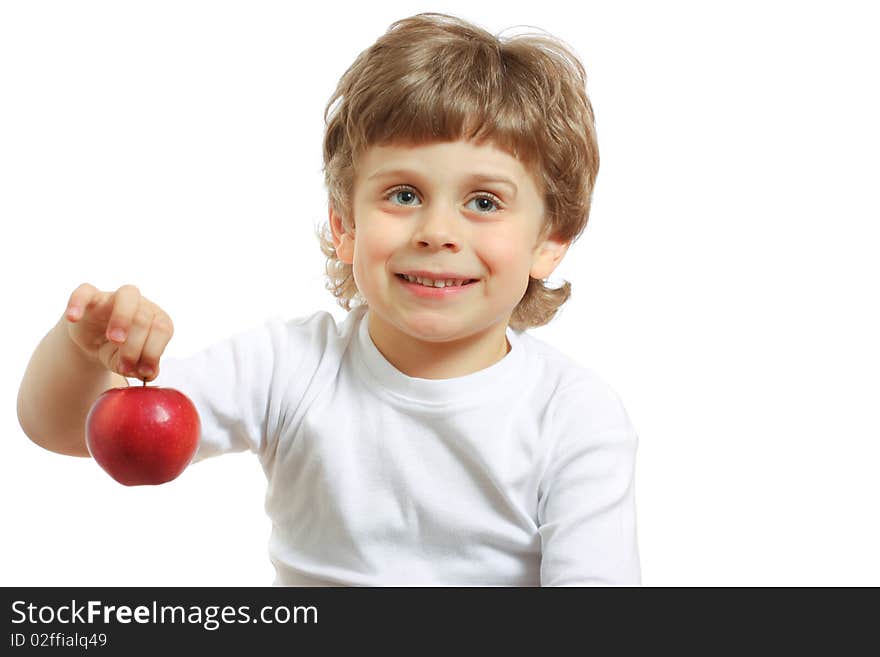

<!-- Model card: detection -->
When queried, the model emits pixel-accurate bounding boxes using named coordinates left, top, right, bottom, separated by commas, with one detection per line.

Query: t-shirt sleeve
left=125, top=317, right=284, bottom=466
left=537, top=375, right=641, bottom=586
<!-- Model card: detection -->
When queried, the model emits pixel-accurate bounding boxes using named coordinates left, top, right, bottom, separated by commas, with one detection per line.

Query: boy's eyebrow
left=367, top=168, right=518, bottom=196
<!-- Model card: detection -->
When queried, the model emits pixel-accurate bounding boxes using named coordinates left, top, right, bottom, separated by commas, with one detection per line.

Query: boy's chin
left=394, top=313, right=507, bottom=344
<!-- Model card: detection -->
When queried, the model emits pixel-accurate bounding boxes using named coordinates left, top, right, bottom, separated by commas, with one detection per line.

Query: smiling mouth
left=395, top=273, right=479, bottom=288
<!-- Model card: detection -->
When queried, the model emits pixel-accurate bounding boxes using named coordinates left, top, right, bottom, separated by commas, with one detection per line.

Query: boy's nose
left=412, top=207, right=462, bottom=251
left=415, top=234, right=460, bottom=251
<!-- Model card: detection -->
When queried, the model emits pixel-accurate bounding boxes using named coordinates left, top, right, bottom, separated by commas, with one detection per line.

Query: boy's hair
left=317, top=12, right=599, bottom=330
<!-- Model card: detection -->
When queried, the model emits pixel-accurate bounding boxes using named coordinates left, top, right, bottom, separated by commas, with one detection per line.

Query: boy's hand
left=64, top=283, right=174, bottom=382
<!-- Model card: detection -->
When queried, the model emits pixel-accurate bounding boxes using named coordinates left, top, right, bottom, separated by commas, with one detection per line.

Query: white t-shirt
left=144, top=304, right=641, bottom=586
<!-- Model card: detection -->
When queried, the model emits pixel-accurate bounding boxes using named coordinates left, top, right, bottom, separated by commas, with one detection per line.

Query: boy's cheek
left=358, top=230, right=409, bottom=267
left=477, top=234, right=529, bottom=270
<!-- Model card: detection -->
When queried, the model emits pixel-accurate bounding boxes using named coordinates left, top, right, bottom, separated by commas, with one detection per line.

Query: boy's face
left=330, top=138, right=568, bottom=354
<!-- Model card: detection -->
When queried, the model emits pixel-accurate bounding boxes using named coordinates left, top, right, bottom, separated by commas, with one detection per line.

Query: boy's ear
left=530, top=234, right=570, bottom=280
left=328, top=201, right=355, bottom=265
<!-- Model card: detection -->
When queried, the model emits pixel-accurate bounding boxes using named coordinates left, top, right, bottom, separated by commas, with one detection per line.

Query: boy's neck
left=366, top=311, right=511, bottom=380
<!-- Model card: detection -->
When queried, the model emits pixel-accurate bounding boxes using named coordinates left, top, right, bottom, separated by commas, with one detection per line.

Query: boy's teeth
left=402, top=274, right=469, bottom=288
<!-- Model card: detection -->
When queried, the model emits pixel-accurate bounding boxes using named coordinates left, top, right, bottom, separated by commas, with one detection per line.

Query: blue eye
left=383, top=185, right=503, bottom=213
left=389, top=188, right=418, bottom=206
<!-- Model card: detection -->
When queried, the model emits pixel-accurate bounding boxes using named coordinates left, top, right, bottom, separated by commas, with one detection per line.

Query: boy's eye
left=389, top=188, right=418, bottom=205
left=382, top=185, right=503, bottom=213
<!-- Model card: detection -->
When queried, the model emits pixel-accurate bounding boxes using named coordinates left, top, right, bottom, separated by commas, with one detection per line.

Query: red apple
left=85, top=385, right=201, bottom=486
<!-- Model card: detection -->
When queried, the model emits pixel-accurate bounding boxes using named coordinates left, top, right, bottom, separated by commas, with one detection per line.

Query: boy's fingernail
left=109, top=328, right=126, bottom=342
left=67, top=306, right=81, bottom=319
left=139, top=365, right=154, bottom=378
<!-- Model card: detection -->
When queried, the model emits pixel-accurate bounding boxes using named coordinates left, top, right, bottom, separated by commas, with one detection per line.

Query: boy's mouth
left=394, top=273, right=479, bottom=289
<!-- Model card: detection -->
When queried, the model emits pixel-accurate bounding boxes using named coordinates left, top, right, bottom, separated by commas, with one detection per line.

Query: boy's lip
left=396, top=274, right=479, bottom=298
left=395, top=269, right=480, bottom=282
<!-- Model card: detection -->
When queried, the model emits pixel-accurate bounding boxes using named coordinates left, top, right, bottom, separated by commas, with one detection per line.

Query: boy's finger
left=118, top=307, right=151, bottom=376
left=106, top=285, right=142, bottom=344
left=137, top=315, right=174, bottom=380
left=65, top=282, right=99, bottom=321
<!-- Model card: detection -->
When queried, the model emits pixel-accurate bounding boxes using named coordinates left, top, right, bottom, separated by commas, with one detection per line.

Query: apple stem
left=142, top=378, right=146, bottom=387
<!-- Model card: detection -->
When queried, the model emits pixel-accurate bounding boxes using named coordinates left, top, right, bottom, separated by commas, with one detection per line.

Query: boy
left=17, top=12, right=640, bottom=586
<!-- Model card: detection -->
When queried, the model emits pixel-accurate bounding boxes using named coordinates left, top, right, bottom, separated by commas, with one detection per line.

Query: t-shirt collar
left=352, top=305, right=525, bottom=407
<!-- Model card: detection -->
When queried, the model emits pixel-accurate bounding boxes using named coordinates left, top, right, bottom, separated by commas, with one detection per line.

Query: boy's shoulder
left=516, top=328, right=608, bottom=391
left=516, top=329, right=630, bottom=428
left=265, top=305, right=364, bottom=348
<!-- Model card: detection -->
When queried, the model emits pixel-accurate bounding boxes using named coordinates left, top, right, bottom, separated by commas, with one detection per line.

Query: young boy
left=17, top=12, right=640, bottom=586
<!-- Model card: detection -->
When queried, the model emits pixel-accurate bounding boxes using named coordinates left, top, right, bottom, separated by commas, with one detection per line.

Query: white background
left=2, top=0, right=878, bottom=586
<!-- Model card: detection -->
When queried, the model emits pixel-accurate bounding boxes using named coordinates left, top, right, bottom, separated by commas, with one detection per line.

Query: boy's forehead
left=358, top=140, right=523, bottom=179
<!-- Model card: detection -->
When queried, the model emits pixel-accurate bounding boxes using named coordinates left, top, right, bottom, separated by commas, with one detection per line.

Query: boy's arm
left=19, top=283, right=174, bottom=458
left=537, top=382, right=641, bottom=586
left=17, top=315, right=128, bottom=458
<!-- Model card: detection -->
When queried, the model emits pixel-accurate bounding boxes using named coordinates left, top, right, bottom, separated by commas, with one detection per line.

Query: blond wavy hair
left=316, top=12, right=599, bottom=330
